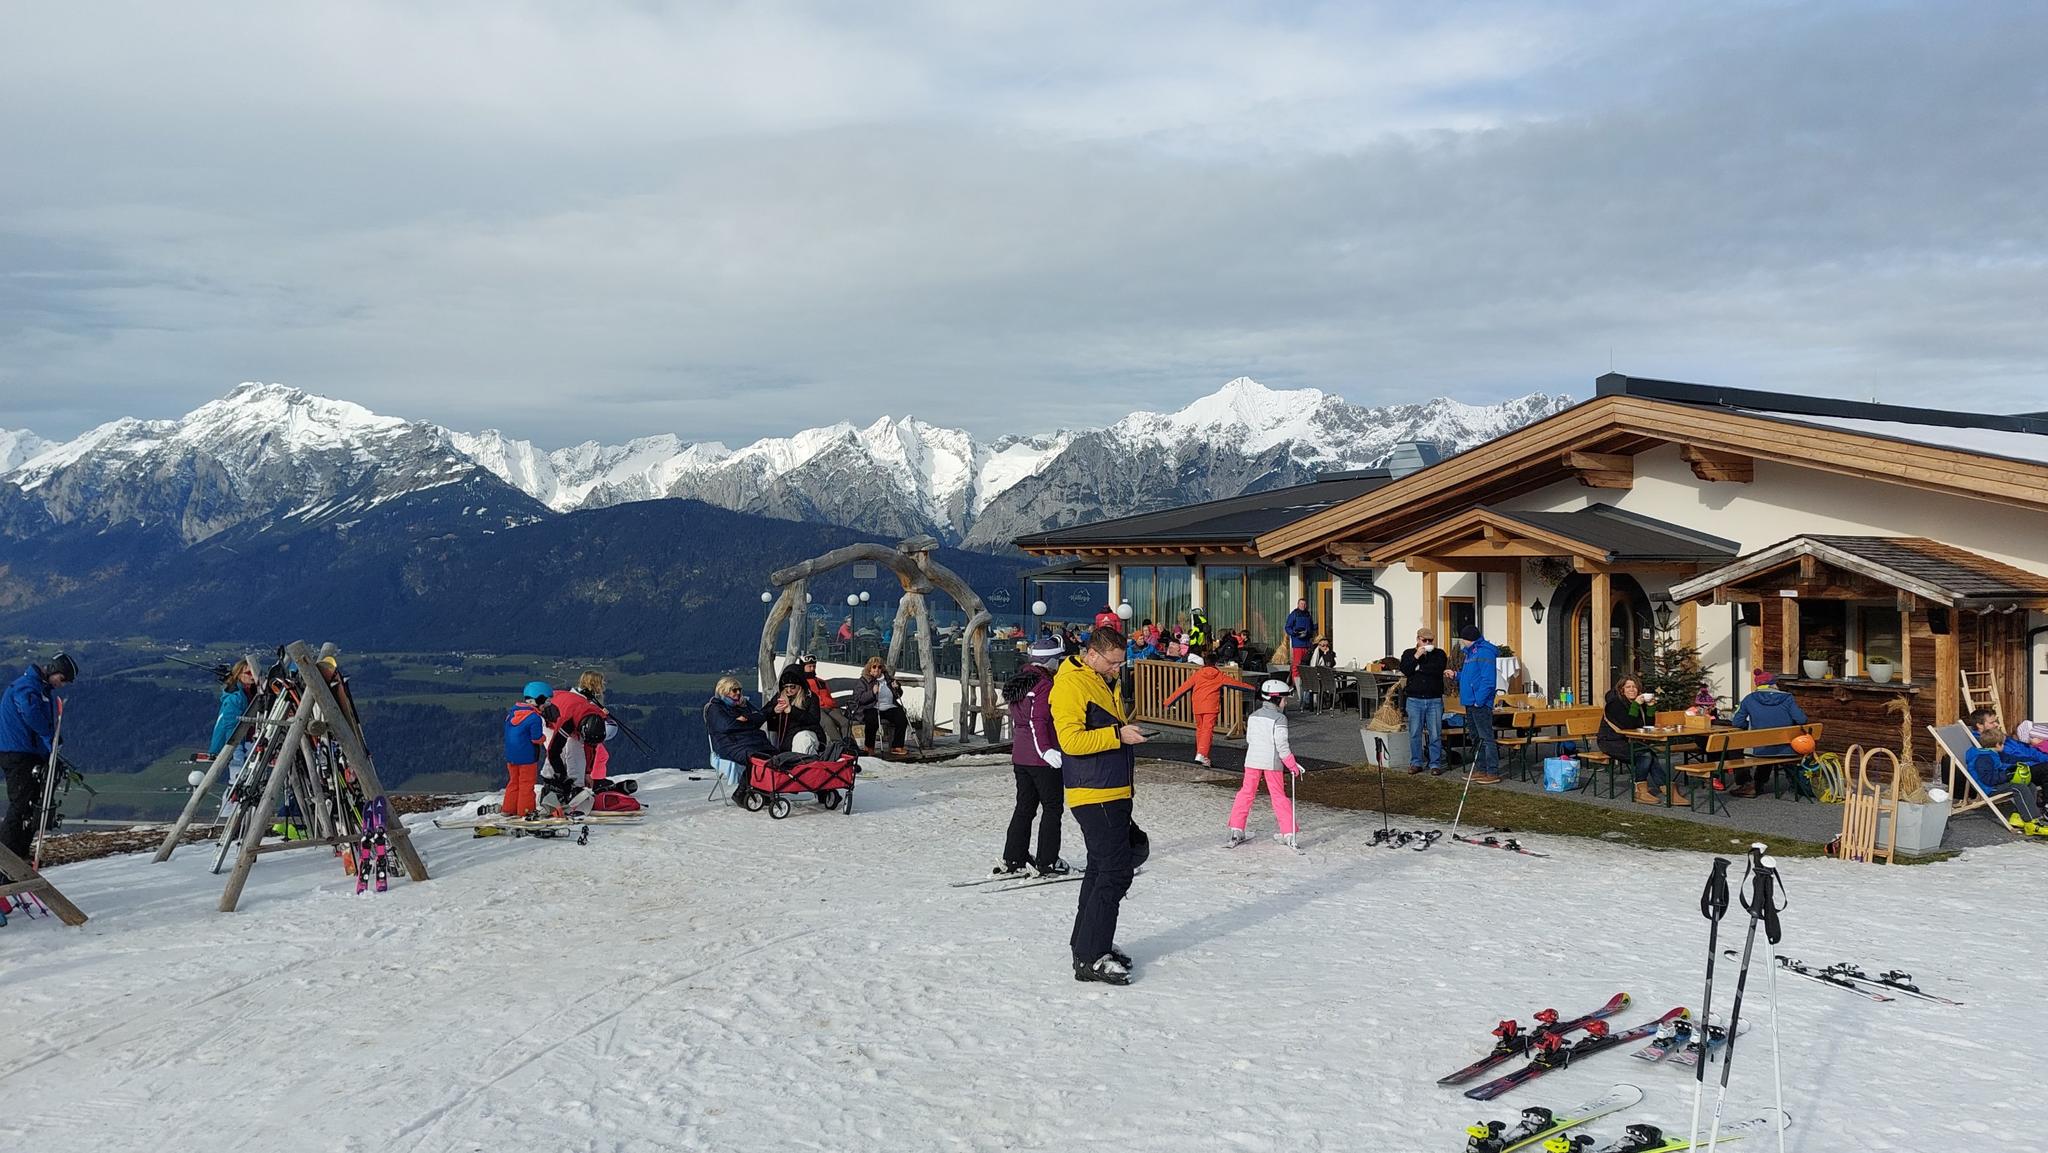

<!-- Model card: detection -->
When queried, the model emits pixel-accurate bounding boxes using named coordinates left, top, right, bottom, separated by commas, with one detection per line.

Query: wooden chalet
left=1020, top=375, right=2048, bottom=760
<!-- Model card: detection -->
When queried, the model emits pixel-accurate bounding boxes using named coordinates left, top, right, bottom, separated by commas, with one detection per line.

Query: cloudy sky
left=2, top=1, right=2043, bottom=447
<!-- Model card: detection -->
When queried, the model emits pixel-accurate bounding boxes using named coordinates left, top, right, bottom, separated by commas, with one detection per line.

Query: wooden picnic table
left=1615, top=723, right=1737, bottom=807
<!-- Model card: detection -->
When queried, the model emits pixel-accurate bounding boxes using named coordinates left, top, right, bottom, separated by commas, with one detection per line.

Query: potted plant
left=1801, top=649, right=1832, bottom=679
left=1866, top=653, right=1896, bottom=684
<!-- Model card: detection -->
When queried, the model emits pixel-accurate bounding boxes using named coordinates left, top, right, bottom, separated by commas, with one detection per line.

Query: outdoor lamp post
left=1031, top=599, right=1048, bottom=634
left=761, top=591, right=773, bottom=604
left=1653, top=598, right=1676, bottom=633
left=1116, top=601, right=1133, bottom=621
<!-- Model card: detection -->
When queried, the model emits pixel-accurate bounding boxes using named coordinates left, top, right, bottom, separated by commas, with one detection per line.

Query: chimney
left=1384, top=441, right=1443, bottom=478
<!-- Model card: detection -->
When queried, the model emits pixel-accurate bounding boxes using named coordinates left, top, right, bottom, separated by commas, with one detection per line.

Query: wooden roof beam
left=1681, top=444, right=1754, bottom=483
left=1563, top=450, right=1634, bottom=490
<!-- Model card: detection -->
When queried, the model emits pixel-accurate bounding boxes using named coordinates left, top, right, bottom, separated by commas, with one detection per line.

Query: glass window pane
left=1204, top=567, right=1245, bottom=635
left=1248, top=566, right=1291, bottom=655
left=1858, top=605, right=1902, bottom=675
left=1122, top=567, right=1155, bottom=629
left=1156, top=566, right=1192, bottom=634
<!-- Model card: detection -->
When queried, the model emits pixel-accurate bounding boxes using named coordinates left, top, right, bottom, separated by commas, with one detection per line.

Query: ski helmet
left=523, top=680, right=552, bottom=701
left=47, top=652, right=79, bottom=683
left=578, top=712, right=608, bottom=744
left=1259, top=678, right=1294, bottom=702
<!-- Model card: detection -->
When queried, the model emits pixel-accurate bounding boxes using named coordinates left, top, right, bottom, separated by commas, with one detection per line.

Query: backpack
left=593, top=791, right=642, bottom=813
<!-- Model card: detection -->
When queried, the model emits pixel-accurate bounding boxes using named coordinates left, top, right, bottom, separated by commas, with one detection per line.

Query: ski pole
left=1706, top=844, right=1779, bottom=1152
left=31, top=698, right=65, bottom=873
left=1688, top=855, right=1732, bottom=1152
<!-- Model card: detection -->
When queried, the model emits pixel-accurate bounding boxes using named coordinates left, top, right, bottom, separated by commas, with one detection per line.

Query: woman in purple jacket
left=996, top=637, right=1070, bottom=878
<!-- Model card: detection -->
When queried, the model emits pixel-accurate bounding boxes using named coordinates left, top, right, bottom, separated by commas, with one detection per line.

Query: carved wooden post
left=913, top=592, right=937, bottom=748
left=217, top=695, right=315, bottom=912
left=286, top=643, right=427, bottom=884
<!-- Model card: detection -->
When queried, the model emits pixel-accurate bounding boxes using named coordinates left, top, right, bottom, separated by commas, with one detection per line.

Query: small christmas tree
left=1640, top=626, right=1716, bottom=712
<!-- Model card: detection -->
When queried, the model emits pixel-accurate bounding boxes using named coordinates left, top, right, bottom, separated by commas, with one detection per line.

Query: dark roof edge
left=1596, top=373, right=2048, bottom=437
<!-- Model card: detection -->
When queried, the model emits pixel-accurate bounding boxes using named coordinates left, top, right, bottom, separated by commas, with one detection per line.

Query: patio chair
left=1298, top=666, right=1332, bottom=713
left=1927, top=722, right=2017, bottom=829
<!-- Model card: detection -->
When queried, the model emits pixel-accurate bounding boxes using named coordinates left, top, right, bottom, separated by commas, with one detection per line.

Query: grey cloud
left=2, top=2, right=2043, bottom=445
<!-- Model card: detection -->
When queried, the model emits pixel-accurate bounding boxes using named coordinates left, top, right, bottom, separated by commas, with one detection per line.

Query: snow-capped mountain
left=449, top=377, right=1569, bottom=545
left=1, top=377, right=1573, bottom=550
left=0, top=383, right=545, bottom=544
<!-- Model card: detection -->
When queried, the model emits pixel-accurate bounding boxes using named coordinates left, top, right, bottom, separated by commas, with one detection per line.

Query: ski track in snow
left=0, top=763, right=2035, bottom=1152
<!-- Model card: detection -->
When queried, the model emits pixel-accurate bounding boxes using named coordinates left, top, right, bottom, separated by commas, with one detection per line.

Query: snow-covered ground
left=0, top=762, right=2030, bottom=1152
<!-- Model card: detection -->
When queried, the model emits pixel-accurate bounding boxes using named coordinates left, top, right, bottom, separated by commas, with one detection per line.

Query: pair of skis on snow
left=1464, top=1084, right=1789, bottom=1152
left=949, top=867, right=1146, bottom=894
left=1724, top=950, right=1963, bottom=1005
left=1632, top=1016, right=1746, bottom=1068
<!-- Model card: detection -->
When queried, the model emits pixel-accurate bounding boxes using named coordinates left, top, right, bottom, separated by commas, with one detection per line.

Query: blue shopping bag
left=1542, top=756, right=1580, bottom=793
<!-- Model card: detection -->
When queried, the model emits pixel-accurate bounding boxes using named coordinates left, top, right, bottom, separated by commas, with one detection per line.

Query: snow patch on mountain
left=0, top=428, right=52, bottom=474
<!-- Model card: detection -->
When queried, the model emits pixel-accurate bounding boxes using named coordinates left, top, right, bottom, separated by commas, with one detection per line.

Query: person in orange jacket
left=1161, top=653, right=1253, bottom=767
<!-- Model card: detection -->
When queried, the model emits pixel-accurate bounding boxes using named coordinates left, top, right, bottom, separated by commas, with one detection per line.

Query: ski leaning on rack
left=1724, top=952, right=1894, bottom=1002
left=1463, top=1083, right=1643, bottom=1153
left=1439, top=993, right=1633, bottom=1085
left=1464, top=1008, right=1688, bottom=1101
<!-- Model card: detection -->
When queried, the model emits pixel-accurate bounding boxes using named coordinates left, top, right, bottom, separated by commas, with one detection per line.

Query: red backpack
left=593, top=791, right=642, bottom=813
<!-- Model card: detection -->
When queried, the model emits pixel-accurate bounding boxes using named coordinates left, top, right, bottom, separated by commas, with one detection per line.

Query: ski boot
left=1603, top=1123, right=1665, bottom=1152
left=1226, top=826, right=1249, bottom=847
left=1074, top=954, right=1131, bottom=986
left=1034, top=858, right=1072, bottom=878
left=1272, top=831, right=1297, bottom=848
left=991, top=861, right=1028, bottom=878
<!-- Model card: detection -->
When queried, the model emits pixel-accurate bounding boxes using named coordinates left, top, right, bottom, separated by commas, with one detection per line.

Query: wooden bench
left=1497, top=707, right=1604, bottom=781
left=1559, top=714, right=1622, bottom=797
left=1685, top=724, right=1824, bottom=814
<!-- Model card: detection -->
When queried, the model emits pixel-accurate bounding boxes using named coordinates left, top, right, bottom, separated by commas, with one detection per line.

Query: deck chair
left=1927, top=722, right=2017, bottom=829
left=703, top=701, right=746, bottom=802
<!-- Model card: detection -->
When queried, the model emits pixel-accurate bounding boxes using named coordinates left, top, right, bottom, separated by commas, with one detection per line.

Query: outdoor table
left=1615, top=724, right=1732, bottom=806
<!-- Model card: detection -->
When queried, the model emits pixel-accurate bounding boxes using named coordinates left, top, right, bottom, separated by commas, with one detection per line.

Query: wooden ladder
left=1959, top=668, right=2003, bottom=723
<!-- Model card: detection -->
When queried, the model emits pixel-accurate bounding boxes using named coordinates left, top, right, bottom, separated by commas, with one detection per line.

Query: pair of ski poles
left=1690, top=842, right=1788, bottom=1153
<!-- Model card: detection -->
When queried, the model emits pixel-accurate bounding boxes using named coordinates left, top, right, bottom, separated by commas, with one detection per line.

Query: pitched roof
left=1257, top=376, right=2048, bottom=559
left=1669, top=535, right=2048, bottom=605
left=1493, top=506, right=1740, bottom=562
left=1013, top=471, right=1394, bottom=553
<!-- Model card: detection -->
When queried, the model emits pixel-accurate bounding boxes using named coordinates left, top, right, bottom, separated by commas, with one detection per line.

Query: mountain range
left=2, top=378, right=1572, bottom=551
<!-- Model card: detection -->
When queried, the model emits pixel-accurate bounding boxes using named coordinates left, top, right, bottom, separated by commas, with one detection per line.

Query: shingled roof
left=1669, top=535, right=2048, bottom=605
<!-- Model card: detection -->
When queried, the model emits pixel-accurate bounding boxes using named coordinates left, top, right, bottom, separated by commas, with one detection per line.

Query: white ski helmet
left=1259, top=678, right=1294, bottom=702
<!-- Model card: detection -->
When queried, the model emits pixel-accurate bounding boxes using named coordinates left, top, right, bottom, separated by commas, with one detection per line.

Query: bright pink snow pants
left=1229, top=768, right=1296, bottom=834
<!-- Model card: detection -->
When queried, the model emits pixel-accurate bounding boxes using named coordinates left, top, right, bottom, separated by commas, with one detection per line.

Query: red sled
left=743, top=752, right=858, bottom=819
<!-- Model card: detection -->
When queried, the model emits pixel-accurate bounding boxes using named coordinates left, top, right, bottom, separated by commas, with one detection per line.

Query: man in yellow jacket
left=1052, top=627, right=1150, bottom=985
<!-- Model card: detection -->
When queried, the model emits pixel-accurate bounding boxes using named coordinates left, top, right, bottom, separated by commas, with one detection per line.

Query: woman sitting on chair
left=1597, top=675, right=1673, bottom=805
left=852, top=658, right=910, bottom=756
left=706, top=677, right=774, bottom=797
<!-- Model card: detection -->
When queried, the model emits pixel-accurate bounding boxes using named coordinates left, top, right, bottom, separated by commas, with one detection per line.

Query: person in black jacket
left=768, top=665, right=825, bottom=755
left=1595, top=675, right=1672, bottom=804
left=1398, top=628, right=1448, bottom=774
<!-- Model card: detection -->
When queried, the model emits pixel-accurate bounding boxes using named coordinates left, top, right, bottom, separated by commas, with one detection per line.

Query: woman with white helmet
left=1230, top=679, right=1304, bottom=847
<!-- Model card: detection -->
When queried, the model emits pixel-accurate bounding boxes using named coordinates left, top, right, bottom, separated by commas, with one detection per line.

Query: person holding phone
left=1052, top=627, right=1149, bottom=986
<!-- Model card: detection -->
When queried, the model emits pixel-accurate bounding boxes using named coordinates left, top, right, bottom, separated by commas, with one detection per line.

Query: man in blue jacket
left=1729, top=669, right=1810, bottom=796
left=1, top=653, right=78, bottom=864
left=1455, top=626, right=1500, bottom=784
left=1963, top=708, right=2046, bottom=822
left=1285, top=598, right=1316, bottom=682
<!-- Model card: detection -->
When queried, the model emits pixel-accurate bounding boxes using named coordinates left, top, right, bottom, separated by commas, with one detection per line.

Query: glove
left=1044, top=749, right=1063, bottom=769
left=1283, top=755, right=1303, bottom=776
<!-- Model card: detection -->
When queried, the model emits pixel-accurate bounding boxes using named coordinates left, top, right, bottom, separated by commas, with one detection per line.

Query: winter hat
left=1416, top=627, right=1434, bottom=641
left=2018, top=719, right=2040, bottom=744
left=1752, top=669, right=1776, bottom=686
left=1029, top=636, right=1065, bottom=661
left=1459, top=625, right=1481, bottom=643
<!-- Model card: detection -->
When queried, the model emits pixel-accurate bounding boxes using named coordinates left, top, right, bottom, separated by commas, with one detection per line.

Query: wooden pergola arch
left=758, top=536, right=1000, bottom=747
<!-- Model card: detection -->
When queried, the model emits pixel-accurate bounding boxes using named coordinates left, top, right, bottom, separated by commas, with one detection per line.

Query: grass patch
left=1200, top=765, right=1838, bottom=858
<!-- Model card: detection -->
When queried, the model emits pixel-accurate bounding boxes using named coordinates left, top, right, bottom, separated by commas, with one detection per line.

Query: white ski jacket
left=1243, top=702, right=1296, bottom=772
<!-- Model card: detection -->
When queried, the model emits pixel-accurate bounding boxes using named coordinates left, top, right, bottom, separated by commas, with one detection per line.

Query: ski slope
left=0, top=761, right=2030, bottom=1152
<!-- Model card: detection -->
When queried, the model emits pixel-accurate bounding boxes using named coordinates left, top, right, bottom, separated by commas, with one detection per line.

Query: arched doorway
left=1545, top=573, right=1655, bottom=702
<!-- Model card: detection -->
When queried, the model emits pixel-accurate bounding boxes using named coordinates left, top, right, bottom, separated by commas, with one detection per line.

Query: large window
left=1203, top=565, right=1290, bottom=655
left=1119, top=565, right=1192, bottom=634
